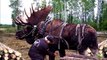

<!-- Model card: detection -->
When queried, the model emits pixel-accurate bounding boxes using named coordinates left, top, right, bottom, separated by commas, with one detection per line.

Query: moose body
left=16, top=19, right=98, bottom=59
left=15, top=5, right=98, bottom=60
left=37, top=19, right=98, bottom=56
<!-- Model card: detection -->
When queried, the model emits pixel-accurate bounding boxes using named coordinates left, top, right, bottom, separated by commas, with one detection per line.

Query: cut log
left=0, top=42, right=23, bottom=60
left=98, top=39, right=107, bottom=50
left=60, top=54, right=97, bottom=60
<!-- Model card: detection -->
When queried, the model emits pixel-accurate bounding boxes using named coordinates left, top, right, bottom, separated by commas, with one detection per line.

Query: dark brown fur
left=36, top=19, right=98, bottom=56
left=15, top=5, right=98, bottom=60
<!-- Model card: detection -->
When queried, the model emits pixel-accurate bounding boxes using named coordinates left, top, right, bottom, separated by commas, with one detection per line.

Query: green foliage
left=72, top=18, right=81, bottom=24
left=88, top=20, right=98, bottom=30
left=99, top=2, right=107, bottom=31
left=0, top=25, right=16, bottom=33
left=9, top=0, right=22, bottom=8
left=97, top=53, right=103, bottom=59
left=41, top=0, right=46, bottom=8
left=100, top=20, right=107, bottom=31
left=67, top=15, right=73, bottom=23
left=67, top=17, right=82, bottom=24
left=81, top=0, right=95, bottom=11
left=102, top=7, right=107, bottom=20
left=0, top=25, right=12, bottom=28
left=5, top=27, right=16, bottom=33
left=9, top=0, right=22, bottom=16
left=9, top=0, right=22, bottom=27
left=102, top=3, right=107, bottom=22
left=68, top=0, right=80, bottom=11
left=32, top=0, right=106, bottom=31
left=52, top=0, right=64, bottom=13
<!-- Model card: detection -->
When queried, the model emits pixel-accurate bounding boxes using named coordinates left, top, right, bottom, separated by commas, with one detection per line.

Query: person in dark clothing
left=28, top=35, right=60, bottom=60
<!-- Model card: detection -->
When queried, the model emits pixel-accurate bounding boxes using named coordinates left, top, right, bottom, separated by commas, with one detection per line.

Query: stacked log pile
left=98, top=39, right=107, bottom=58
left=60, top=54, right=97, bottom=60
left=97, top=32, right=107, bottom=37
left=98, top=39, right=107, bottom=49
left=0, top=42, right=23, bottom=60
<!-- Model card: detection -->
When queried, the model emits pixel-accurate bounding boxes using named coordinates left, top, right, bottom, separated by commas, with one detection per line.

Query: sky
left=0, top=0, right=12, bottom=24
left=0, top=0, right=33, bottom=25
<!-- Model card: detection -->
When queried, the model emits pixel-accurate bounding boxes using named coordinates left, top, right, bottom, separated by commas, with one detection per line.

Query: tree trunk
left=96, top=0, right=103, bottom=30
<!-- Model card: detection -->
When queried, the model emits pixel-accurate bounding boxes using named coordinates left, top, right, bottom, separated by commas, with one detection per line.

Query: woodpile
left=0, top=42, right=23, bottom=60
left=98, top=39, right=107, bottom=50
left=97, top=32, right=107, bottom=37
left=98, top=39, right=107, bottom=58
left=60, top=54, right=97, bottom=60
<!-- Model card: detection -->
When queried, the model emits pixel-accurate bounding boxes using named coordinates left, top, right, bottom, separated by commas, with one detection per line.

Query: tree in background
left=94, top=0, right=107, bottom=30
left=95, top=0, right=103, bottom=30
left=52, top=0, right=106, bottom=30
left=9, top=0, right=22, bottom=30
left=52, top=0, right=64, bottom=19
left=16, top=0, right=106, bottom=31
left=51, top=0, right=95, bottom=23
left=81, top=0, right=95, bottom=23
left=100, top=1, right=107, bottom=30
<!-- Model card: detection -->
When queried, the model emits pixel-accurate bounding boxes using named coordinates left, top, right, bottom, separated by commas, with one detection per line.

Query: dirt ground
left=0, top=31, right=31, bottom=60
left=0, top=30, right=107, bottom=60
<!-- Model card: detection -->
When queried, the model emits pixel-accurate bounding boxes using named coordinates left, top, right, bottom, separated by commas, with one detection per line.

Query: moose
left=15, top=5, right=98, bottom=60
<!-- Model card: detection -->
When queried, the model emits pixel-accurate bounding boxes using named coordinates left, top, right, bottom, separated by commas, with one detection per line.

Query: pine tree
left=9, top=0, right=22, bottom=30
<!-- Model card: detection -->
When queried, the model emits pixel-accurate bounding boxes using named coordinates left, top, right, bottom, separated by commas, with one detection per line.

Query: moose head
left=15, top=5, right=52, bottom=44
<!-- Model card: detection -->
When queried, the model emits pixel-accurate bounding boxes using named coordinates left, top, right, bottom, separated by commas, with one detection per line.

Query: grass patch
left=0, top=25, right=16, bottom=33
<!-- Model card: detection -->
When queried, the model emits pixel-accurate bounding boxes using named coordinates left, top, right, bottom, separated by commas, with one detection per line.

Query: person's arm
left=46, top=49, right=55, bottom=56
left=47, top=49, right=59, bottom=57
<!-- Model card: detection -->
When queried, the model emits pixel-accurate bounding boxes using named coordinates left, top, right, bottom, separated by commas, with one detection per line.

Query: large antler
left=15, top=15, right=29, bottom=26
left=24, top=9, right=30, bottom=19
left=15, top=4, right=53, bottom=26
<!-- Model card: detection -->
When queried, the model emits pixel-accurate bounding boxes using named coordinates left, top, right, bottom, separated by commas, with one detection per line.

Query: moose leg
left=48, top=49, right=55, bottom=60
left=48, top=45, right=57, bottom=60
left=89, top=45, right=98, bottom=60
left=58, top=40, right=66, bottom=57
left=89, top=34, right=98, bottom=57
left=78, top=44, right=87, bottom=55
left=59, top=49, right=65, bottom=57
left=90, top=48, right=98, bottom=56
left=49, top=53, right=55, bottom=60
left=89, top=42, right=98, bottom=57
left=78, top=48, right=86, bottom=55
